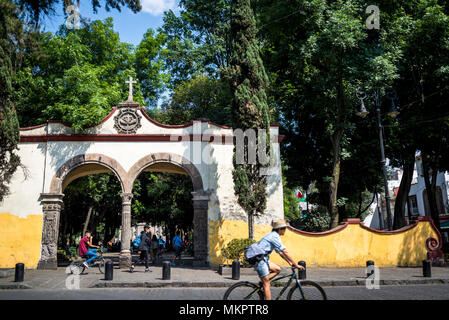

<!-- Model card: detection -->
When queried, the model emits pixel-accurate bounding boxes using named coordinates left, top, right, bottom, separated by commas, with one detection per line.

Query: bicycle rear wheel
left=287, top=281, right=327, bottom=300
left=223, top=282, right=264, bottom=300
left=97, top=258, right=105, bottom=274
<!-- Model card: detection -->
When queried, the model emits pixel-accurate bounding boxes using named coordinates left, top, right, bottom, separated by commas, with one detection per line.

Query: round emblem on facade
left=114, top=108, right=142, bottom=134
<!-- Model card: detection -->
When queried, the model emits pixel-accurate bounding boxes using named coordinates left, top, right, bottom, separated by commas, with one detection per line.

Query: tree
left=160, top=0, right=231, bottom=87
left=259, top=0, right=399, bottom=229
left=131, top=172, right=194, bottom=239
left=13, top=18, right=144, bottom=131
left=0, top=0, right=36, bottom=201
left=151, top=74, right=232, bottom=126
left=15, top=0, right=141, bottom=27
left=228, top=0, right=271, bottom=239
left=135, top=28, right=170, bottom=106
left=382, top=0, right=449, bottom=229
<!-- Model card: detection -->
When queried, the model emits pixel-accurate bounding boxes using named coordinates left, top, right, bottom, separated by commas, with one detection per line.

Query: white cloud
left=141, top=0, right=178, bottom=16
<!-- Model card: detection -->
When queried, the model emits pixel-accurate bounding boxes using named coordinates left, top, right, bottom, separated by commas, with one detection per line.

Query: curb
left=0, top=283, right=32, bottom=289
left=89, top=278, right=449, bottom=289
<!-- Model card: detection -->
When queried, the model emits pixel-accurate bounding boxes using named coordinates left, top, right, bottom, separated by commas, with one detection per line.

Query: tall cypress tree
left=228, top=0, right=270, bottom=239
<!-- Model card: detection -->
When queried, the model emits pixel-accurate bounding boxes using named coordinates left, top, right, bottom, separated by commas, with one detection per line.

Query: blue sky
left=41, top=0, right=181, bottom=46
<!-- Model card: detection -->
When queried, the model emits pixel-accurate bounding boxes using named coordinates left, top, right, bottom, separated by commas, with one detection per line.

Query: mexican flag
left=294, top=188, right=306, bottom=202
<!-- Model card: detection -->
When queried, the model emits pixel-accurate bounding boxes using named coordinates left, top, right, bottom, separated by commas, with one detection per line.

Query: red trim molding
left=20, top=133, right=284, bottom=144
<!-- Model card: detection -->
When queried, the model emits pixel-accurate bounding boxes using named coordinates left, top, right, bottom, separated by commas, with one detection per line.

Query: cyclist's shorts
left=255, top=257, right=270, bottom=278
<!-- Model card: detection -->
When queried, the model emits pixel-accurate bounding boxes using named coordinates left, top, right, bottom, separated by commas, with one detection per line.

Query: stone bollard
left=298, top=261, right=306, bottom=279
left=366, top=260, right=375, bottom=278
left=15, top=263, right=24, bottom=282
left=105, top=261, right=113, bottom=280
left=232, top=260, right=240, bottom=280
left=162, top=261, right=171, bottom=280
left=423, top=260, right=431, bottom=277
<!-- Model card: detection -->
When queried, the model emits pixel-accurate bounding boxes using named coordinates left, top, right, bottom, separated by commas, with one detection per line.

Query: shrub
left=290, top=206, right=331, bottom=232
left=221, top=238, right=256, bottom=267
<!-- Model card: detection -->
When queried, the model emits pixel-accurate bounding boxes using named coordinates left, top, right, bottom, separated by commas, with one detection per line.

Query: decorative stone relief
left=114, top=108, right=142, bottom=134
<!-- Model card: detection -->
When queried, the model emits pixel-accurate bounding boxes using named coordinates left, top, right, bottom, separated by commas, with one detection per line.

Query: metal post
left=162, top=261, right=171, bottom=280
left=232, top=260, right=240, bottom=280
left=298, top=261, right=306, bottom=279
left=366, top=260, right=375, bottom=278
left=423, top=260, right=431, bottom=277
left=105, top=261, right=113, bottom=280
left=375, top=92, right=393, bottom=231
left=15, top=263, right=24, bottom=282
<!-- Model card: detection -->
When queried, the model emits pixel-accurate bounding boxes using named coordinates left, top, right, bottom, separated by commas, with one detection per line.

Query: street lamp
left=356, top=88, right=400, bottom=231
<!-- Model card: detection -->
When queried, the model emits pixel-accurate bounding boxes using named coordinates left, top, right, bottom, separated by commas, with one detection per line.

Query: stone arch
left=127, top=153, right=209, bottom=267
left=39, top=153, right=128, bottom=269
left=49, top=153, right=128, bottom=194
left=127, top=152, right=204, bottom=192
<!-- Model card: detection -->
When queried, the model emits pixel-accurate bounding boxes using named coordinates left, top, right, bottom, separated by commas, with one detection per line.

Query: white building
left=363, top=155, right=449, bottom=240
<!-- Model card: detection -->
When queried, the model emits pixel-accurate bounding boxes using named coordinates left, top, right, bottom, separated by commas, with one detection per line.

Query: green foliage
left=290, top=206, right=331, bottom=233
left=135, top=28, right=170, bottom=105
left=0, top=0, right=32, bottom=201
left=17, top=0, right=141, bottom=26
left=13, top=18, right=144, bottom=130
left=221, top=238, right=255, bottom=266
left=131, top=172, right=194, bottom=237
left=153, top=74, right=232, bottom=126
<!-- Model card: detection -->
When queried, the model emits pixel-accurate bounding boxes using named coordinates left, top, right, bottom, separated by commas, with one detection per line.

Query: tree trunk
left=393, top=156, right=414, bottom=229
left=329, top=130, right=342, bottom=229
left=421, top=154, right=441, bottom=230
left=248, top=211, right=254, bottom=240
left=82, top=206, right=93, bottom=236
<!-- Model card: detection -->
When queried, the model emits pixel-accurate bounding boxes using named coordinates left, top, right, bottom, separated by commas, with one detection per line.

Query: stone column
left=38, top=193, right=64, bottom=269
left=119, top=192, right=133, bottom=268
left=192, top=191, right=210, bottom=267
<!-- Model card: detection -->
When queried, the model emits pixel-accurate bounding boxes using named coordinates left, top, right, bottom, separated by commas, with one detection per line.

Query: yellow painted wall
left=209, top=218, right=440, bottom=267
left=0, top=213, right=43, bottom=269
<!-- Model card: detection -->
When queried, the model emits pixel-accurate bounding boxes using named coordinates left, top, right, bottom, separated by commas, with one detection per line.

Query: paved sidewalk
left=1, top=264, right=448, bottom=290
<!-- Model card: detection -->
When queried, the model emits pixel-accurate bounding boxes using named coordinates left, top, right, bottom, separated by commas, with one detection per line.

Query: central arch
left=128, top=153, right=209, bottom=267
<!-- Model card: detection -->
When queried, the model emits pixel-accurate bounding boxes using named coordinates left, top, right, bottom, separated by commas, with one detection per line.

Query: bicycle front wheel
left=98, top=258, right=105, bottom=274
left=223, top=282, right=264, bottom=300
left=287, top=281, right=327, bottom=300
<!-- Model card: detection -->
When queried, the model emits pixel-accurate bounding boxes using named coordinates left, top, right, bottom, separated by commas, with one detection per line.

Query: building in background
left=363, top=155, right=449, bottom=246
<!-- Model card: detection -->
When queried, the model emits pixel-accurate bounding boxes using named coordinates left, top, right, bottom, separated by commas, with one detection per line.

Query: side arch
left=39, top=153, right=128, bottom=269
left=127, top=152, right=209, bottom=266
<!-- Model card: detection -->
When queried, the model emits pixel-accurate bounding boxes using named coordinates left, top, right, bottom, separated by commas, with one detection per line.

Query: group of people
left=130, top=226, right=185, bottom=273
left=78, top=226, right=187, bottom=273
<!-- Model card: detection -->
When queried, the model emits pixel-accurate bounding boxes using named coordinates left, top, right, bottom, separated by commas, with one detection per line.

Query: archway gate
left=0, top=99, right=285, bottom=269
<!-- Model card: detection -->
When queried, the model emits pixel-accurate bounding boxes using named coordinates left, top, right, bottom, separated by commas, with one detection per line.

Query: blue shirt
left=172, top=235, right=183, bottom=248
left=257, top=231, right=286, bottom=258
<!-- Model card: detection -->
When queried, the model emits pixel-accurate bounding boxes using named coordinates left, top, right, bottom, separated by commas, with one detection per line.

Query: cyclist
left=79, top=231, right=100, bottom=269
left=255, top=219, right=304, bottom=300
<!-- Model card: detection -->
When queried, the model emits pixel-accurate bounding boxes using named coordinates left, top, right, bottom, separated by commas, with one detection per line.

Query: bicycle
left=223, top=264, right=327, bottom=300
left=69, top=244, right=106, bottom=275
